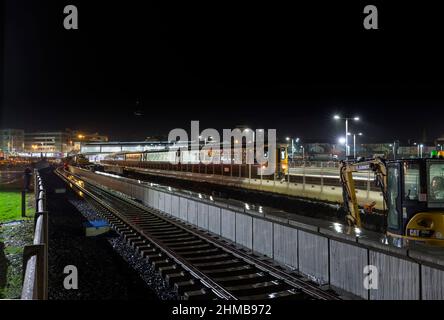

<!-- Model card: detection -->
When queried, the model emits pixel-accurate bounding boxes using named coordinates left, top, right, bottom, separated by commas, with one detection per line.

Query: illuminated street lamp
left=334, top=115, right=360, bottom=157
left=286, top=137, right=300, bottom=160
left=347, top=132, right=363, bottom=159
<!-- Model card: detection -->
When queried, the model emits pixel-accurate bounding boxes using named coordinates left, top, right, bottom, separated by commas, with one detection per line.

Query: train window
left=403, top=162, right=420, bottom=201
left=428, top=163, right=444, bottom=204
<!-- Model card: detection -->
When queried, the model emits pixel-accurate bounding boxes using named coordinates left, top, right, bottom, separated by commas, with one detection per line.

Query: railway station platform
left=102, top=163, right=385, bottom=210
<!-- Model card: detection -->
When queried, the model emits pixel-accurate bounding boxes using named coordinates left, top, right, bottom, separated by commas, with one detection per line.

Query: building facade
left=0, top=129, right=25, bottom=153
left=24, top=131, right=73, bottom=154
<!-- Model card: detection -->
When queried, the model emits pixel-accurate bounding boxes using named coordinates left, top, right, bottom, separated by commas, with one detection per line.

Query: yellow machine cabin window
left=387, top=166, right=400, bottom=230
left=403, top=162, right=420, bottom=201
left=429, top=163, right=444, bottom=204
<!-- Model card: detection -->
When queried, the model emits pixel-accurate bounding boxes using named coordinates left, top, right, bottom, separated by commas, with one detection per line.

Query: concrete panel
left=171, top=195, right=180, bottom=218
left=179, top=197, right=188, bottom=221
left=369, top=251, right=419, bottom=300
left=152, top=190, right=159, bottom=209
left=158, top=191, right=165, bottom=212
left=221, top=209, right=236, bottom=242
left=187, top=200, right=198, bottom=226
left=197, top=203, right=209, bottom=230
left=134, top=184, right=144, bottom=201
left=253, top=218, right=273, bottom=257
left=330, top=240, right=368, bottom=299
left=235, top=213, right=252, bottom=249
left=143, top=187, right=150, bottom=207
left=208, top=206, right=221, bottom=235
left=148, top=189, right=154, bottom=207
left=298, top=230, right=329, bottom=284
left=273, top=224, right=298, bottom=269
left=164, top=193, right=172, bottom=215
left=421, top=265, right=444, bottom=300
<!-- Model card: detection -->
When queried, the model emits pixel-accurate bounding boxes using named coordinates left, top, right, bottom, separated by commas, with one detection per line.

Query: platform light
left=333, top=115, right=340, bottom=120
left=353, top=116, right=360, bottom=121
left=338, top=137, right=346, bottom=145
left=333, top=222, right=343, bottom=233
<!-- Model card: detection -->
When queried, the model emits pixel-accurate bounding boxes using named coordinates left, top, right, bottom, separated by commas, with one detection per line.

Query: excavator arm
left=339, top=158, right=388, bottom=227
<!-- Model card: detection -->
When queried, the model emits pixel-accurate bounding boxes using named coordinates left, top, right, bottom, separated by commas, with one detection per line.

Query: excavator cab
left=340, top=155, right=444, bottom=245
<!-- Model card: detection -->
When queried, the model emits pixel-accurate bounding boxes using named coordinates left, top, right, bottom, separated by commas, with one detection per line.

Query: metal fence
left=21, top=169, right=48, bottom=300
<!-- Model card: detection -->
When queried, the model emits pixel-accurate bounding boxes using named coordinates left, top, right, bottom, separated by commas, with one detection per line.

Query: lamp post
left=347, top=132, right=363, bottom=159
left=285, top=137, right=300, bottom=160
left=334, top=115, right=360, bottom=158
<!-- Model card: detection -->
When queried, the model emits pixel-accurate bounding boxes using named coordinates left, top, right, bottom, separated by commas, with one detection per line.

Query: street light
left=334, top=115, right=360, bottom=157
left=285, top=137, right=300, bottom=160
left=300, top=145, right=305, bottom=160
left=347, top=132, right=363, bottom=159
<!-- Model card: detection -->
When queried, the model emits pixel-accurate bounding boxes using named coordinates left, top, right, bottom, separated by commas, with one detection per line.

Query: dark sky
left=2, top=1, right=444, bottom=142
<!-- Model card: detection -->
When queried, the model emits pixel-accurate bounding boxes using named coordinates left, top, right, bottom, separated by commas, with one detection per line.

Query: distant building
left=24, top=131, right=73, bottom=154
left=436, top=135, right=444, bottom=148
left=71, top=131, right=109, bottom=152
left=0, top=129, right=25, bottom=153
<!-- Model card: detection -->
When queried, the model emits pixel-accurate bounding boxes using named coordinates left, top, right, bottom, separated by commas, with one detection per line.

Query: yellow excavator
left=340, top=151, right=444, bottom=245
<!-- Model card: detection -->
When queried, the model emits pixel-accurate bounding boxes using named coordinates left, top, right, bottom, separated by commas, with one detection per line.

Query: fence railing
left=21, top=169, right=48, bottom=300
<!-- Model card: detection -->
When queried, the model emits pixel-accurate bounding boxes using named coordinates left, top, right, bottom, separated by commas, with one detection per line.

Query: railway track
left=56, top=168, right=340, bottom=300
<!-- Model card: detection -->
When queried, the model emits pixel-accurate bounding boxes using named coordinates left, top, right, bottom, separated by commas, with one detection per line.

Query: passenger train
left=103, top=143, right=289, bottom=177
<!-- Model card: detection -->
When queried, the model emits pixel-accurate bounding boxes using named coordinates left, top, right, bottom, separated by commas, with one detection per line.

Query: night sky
left=2, top=1, right=444, bottom=142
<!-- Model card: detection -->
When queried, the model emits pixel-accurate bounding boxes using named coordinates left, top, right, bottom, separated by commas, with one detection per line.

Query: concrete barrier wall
left=330, top=240, right=368, bottom=299
left=69, top=167, right=444, bottom=300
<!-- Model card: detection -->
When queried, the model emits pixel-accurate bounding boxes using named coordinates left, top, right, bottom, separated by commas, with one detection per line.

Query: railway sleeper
left=165, top=271, right=194, bottom=286
left=183, top=289, right=212, bottom=300
left=171, top=244, right=213, bottom=252
left=164, top=240, right=204, bottom=248
left=185, top=254, right=231, bottom=263
left=237, top=288, right=301, bottom=300
left=145, top=229, right=184, bottom=237
left=151, top=259, right=172, bottom=270
left=176, top=248, right=219, bottom=256
left=136, top=245, right=155, bottom=255
left=158, top=236, right=197, bottom=243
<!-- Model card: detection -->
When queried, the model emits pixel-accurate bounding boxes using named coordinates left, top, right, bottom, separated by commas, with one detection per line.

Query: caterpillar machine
left=340, top=150, right=444, bottom=245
